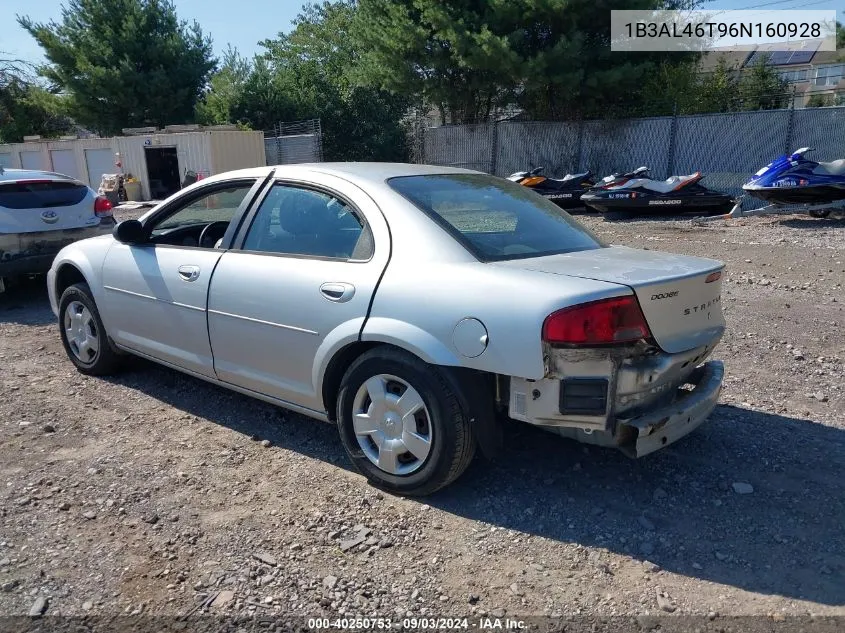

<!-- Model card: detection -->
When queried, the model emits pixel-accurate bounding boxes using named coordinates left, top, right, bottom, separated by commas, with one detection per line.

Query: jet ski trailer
left=694, top=196, right=840, bottom=222
left=697, top=148, right=845, bottom=221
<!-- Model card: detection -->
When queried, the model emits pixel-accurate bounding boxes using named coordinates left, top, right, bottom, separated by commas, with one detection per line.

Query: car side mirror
left=113, top=219, right=146, bottom=245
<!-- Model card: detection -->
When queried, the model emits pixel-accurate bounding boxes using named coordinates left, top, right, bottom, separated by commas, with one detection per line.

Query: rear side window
left=0, top=181, right=88, bottom=209
left=388, top=174, right=604, bottom=261
left=241, top=183, right=374, bottom=260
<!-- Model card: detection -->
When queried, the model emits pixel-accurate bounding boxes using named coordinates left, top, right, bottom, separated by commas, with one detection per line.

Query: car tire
left=58, top=282, right=123, bottom=376
left=809, top=209, right=831, bottom=218
left=336, top=346, right=476, bottom=496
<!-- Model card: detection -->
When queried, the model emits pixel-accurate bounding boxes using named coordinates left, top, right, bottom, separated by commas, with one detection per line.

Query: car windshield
left=388, top=174, right=604, bottom=261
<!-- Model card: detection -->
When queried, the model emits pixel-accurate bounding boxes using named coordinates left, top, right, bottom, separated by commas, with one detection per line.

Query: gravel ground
left=0, top=209, right=843, bottom=622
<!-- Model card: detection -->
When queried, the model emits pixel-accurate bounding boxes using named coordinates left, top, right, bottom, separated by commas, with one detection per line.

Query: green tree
left=641, top=58, right=703, bottom=116
left=353, top=0, right=692, bottom=123
left=738, top=58, right=789, bottom=110
left=0, top=54, right=74, bottom=142
left=353, top=0, right=510, bottom=123
left=196, top=46, right=251, bottom=126
left=0, top=81, right=74, bottom=143
left=238, top=1, right=409, bottom=160
left=806, top=93, right=833, bottom=107
left=690, top=57, right=740, bottom=113
left=229, top=57, right=298, bottom=131
left=19, top=0, right=216, bottom=135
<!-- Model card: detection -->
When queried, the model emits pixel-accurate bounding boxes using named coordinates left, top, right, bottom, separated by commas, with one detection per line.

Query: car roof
left=200, top=162, right=481, bottom=186
left=0, top=168, right=81, bottom=183
left=299, top=162, right=481, bottom=182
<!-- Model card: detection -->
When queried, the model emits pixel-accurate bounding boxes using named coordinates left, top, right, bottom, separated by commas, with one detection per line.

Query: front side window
left=388, top=173, right=604, bottom=261
left=241, top=183, right=373, bottom=260
left=150, top=184, right=254, bottom=237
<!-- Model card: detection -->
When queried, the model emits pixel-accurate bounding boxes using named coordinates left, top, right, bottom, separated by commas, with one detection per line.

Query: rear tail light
left=94, top=196, right=113, bottom=218
left=542, top=296, right=651, bottom=346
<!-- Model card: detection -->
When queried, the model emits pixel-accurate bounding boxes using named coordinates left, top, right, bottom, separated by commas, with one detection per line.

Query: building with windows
left=700, top=40, right=844, bottom=107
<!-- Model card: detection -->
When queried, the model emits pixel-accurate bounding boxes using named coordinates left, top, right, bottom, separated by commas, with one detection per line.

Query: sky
left=1, top=0, right=308, bottom=64
left=1, top=0, right=842, bottom=66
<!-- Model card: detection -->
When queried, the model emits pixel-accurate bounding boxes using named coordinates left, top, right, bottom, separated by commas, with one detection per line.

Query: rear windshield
left=0, top=181, right=88, bottom=210
left=388, top=174, right=604, bottom=261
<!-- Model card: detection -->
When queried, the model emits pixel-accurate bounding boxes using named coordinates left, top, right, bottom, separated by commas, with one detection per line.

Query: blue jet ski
left=743, top=147, right=845, bottom=205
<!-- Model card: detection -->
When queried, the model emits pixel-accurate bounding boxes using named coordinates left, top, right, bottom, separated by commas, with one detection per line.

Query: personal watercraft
left=743, top=147, right=845, bottom=205
left=580, top=169, right=735, bottom=215
left=507, top=166, right=595, bottom=208
left=588, top=166, right=651, bottom=191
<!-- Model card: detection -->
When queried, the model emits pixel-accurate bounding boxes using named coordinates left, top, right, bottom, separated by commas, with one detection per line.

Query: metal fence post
left=665, top=103, right=679, bottom=178
left=784, top=86, right=796, bottom=155
left=274, top=122, right=282, bottom=164
left=489, top=120, right=499, bottom=175
left=415, top=109, right=425, bottom=164
left=575, top=118, right=585, bottom=172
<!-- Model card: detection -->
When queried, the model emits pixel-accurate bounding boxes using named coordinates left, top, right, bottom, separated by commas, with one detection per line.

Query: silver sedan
left=47, top=163, right=725, bottom=495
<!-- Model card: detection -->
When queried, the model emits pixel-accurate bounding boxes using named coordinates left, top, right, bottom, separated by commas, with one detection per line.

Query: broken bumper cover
left=617, top=360, right=724, bottom=457
left=0, top=221, right=114, bottom=277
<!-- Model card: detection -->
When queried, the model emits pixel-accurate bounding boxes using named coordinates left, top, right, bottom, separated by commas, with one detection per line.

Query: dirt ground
left=0, top=209, right=843, bottom=623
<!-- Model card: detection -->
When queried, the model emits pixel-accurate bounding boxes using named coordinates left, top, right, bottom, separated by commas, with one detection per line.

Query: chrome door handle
left=320, top=282, right=355, bottom=303
left=178, top=265, right=201, bottom=282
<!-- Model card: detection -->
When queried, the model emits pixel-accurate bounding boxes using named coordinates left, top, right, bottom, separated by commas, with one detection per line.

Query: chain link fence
left=419, top=105, right=845, bottom=208
left=264, top=119, right=323, bottom=166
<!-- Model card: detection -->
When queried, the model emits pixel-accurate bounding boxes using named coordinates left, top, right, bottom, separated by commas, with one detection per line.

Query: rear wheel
left=336, top=347, right=476, bottom=496
left=809, top=209, right=831, bottom=218
left=58, top=283, right=123, bottom=376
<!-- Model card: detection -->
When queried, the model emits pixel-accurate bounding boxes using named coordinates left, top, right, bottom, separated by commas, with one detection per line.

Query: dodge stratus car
left=47, top=163, right=725, bottom=495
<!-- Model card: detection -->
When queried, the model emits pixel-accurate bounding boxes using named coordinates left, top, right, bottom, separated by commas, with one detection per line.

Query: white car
left=47, top=163, right=725, bottom=495
left=0, top=167, right=115, bottom=290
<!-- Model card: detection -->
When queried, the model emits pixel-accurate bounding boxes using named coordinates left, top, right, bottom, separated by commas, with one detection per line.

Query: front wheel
left=58, top=283, right=123, bottom=376
left=336, top=347, right=476, bottom=496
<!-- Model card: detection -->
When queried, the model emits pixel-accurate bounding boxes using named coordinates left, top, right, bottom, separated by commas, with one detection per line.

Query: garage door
left=0, top=153, right=12, bottom=169
left=20, top=151, right=44, bottom=170
left=84, top=148, right=116, bottom=189
left=50, top=149, right=81, bottom=180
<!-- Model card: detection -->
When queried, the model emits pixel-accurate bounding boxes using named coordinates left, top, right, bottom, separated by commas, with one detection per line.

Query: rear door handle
left=178, top=265, right=201, bottom=282
left=320, top=282, right=355, bottom=303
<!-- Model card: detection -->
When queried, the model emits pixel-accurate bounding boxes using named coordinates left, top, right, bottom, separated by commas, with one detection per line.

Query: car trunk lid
left=0, top=178, right=99, bottom=233
left=497, top=246, right=725, bottom=353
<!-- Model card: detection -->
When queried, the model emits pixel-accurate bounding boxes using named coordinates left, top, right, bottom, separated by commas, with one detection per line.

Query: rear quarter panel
left=355, top=181, right=631, bottom=380
left=364, top=261, right=629, bottom=380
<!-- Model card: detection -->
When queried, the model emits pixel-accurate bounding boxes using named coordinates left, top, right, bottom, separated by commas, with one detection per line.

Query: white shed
left=0, top=127, right=266, bottom=201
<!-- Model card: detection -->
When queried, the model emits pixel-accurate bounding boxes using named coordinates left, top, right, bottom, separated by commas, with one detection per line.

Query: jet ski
left=507, top=166, right=595, bottom=208
left=580, top=168, right=735, bottom=215
left=743, top=147, right=845, bottom=205
left=586, top=166, right=651, bottom=191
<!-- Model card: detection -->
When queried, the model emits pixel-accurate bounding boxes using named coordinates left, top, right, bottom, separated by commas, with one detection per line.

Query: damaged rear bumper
left=617, top=360, right=723, bottom=457
left=0, top=221, right=114, bottom=277
left=507, top=341, right=724, bottom=456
